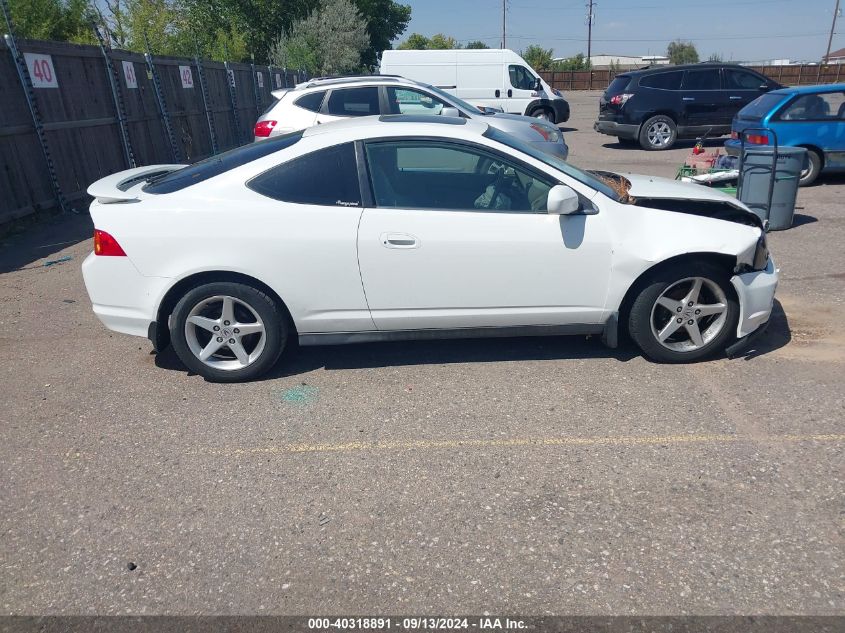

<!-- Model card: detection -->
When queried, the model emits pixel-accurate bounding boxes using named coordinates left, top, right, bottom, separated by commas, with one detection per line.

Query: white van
left=380, top=49, right=570, bottom=123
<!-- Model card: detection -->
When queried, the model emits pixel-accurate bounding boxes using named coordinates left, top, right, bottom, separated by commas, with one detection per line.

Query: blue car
left=725, top=83, right=845, bottom=186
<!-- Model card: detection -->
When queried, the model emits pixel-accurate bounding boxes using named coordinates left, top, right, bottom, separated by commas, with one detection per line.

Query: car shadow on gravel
left=155, top=301, right=792, bottom=379
left=732, top=298, right=791, bottom=361
left=602, top=137, right=725, bottom=151
left=0, top=213, right=93, bottom=274
left=155, top=334, right=642, bottom=380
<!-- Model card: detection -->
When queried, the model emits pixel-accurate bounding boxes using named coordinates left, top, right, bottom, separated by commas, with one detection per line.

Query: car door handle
left=507, top=89, right=513, bottom=98
left=495, top=89, right=500, bottom=98
left=381, top=233, right=419, bottom=249
left=682, top=97, right=695, bottom=101
left=729, top=96, right=743, bottom=100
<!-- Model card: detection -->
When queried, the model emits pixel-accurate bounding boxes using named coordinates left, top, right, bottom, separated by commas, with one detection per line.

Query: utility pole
left=824, top=0, right=841, bottom=63
left=502, top=0, right=506, bottom=49
left=586, top=0, right=595, bottom=64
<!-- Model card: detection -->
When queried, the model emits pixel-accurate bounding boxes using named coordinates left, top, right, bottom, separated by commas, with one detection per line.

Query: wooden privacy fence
left=540, top=64, right=845, bottom=92
left=0, top=37, right=302, bottom=226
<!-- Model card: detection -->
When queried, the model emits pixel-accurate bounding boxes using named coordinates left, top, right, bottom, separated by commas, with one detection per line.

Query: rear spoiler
left=270, top=88, right=291, bottom=99
left=87, top=164, right=186, bottom=203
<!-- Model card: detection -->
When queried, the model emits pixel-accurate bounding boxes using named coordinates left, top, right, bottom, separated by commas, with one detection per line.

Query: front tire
left=530, top=107, right=555, bottom=123
left=639, top=115, right=677, bottom=150
left=628, top=264, right=739, bottom=363
left=798, top=149, right=822, bottom=186
left=170, top=281, right=287, bottom=382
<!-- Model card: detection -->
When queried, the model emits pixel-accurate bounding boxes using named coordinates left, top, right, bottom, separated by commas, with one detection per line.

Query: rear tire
left=628, top=264, right=739, bottom=363
left=170, top=281, right=287, bottom=382
left=798, top=149, right=822, bottom=186
left=639, top=115, right=677, bottom=150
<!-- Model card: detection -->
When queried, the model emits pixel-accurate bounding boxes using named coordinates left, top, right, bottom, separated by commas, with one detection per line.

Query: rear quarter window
left=142, top=131, right=303, bottom=194
left=247, top=142, right=361, bottom=207
left=638, top=71, right=683, bottom=90
left=295, top=90, right=327, bottom=112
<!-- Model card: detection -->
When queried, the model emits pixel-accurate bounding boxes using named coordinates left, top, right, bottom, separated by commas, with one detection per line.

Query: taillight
left=94, top=229, right=126, bottom=256
left=254, top=120, right=277, bottom=137
left=530, top=123, right=553, bottom=141
left=746, top=134, right=769, bottom=145
left=731, top=131, right=738, bottom=140
left=609, top=93, right=633, bottom=106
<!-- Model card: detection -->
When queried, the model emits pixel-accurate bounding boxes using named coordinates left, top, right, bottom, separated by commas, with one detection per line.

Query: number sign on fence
left=256, top=71, right=264, bottom=88
left=179, top=65, right=194, bottom=89
left=122, top=60, right=137, bottom=89
left=23, top=53, right=57, bottom=88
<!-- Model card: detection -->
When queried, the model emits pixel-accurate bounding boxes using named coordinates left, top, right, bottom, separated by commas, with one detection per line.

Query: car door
left=723, top=68, right=770, bottom=122
left=679, top=68, right=727, bottom=132
left=315, top=86, right=381, bottom=124
left=504, top=64, right=541, bottom=115
left=776, top=90, right=845, bottom=169
left=356, top=138, right=613, bottom=331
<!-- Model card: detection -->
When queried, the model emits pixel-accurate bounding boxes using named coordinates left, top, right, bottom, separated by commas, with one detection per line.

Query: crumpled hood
left=622, top=173, right=762, bottom=229
left=625, top=173, right=745, bottom=207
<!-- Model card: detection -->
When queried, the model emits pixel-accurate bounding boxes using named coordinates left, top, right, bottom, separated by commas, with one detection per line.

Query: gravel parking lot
left=1, top=91, right=843, bottom=616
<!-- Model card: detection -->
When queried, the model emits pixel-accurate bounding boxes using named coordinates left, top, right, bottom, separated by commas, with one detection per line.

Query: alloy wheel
left=649, top=277, right=728, bottom=352
left=184, top=295, right=267, bottom=371
left=647, top=121, right=673, bottom=148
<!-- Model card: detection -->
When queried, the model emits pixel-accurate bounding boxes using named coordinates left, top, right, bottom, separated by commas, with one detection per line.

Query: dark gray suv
left=593, top=63, right=781, bottom=150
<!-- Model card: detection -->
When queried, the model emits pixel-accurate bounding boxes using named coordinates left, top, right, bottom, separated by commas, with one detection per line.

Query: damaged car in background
left=81, top=116, right=777, bottom=382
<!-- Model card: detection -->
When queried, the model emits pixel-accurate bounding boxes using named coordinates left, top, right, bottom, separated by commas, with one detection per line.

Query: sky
left=397, top=0, right=843, bottom=63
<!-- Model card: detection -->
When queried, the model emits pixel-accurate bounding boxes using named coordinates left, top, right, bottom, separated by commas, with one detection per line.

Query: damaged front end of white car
left=592, top=171, right=778, bottom=361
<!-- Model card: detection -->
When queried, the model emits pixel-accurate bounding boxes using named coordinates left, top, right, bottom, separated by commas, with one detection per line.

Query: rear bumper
left=81, top=252, right=171, bottom=339
left=724, top=139, right=742, bottom=156
left=594, top=119, right=639, bottom=139
left=730, top=256, right=779, bottom=338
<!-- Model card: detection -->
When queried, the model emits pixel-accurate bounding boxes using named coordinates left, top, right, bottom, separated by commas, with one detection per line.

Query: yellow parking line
left=193, top=433, right=845, bottom=457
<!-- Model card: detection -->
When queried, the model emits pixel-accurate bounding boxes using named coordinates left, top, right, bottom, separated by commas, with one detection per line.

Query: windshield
left=425, top=84, right=486, bottom=116
left=483, top=127, right=622, bottom=201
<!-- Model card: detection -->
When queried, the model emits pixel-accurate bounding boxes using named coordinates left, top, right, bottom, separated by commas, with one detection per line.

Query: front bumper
left=593, top=119, right=639, bottom=139
left=730, top=255, right=778, bottom=338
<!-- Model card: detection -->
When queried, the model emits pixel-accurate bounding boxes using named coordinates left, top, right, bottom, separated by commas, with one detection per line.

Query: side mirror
left=534, top=77, right=543, bottom=91
left=440, top=107, right=461, bottom=118
left=547, top=184, right=580, bottom=215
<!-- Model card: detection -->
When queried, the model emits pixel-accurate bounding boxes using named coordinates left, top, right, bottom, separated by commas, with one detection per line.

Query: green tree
left=352, top=0, right=411, bottom=68
left=7, top=0, right=96, bottom=43
left=552, top=52, right=590, bottom=71
left=427, top=33, right=459, bottom=49
left=465, top=40, right=490, bottom=49
left=397, top=32, right=460, bottom=50
left=270, top=0, right=370, bottom=75
left=397, top=32, right=430, bottom=49
left=521, top=45, right=554, bottom=71
left=667, top=39, right=699, bottom=65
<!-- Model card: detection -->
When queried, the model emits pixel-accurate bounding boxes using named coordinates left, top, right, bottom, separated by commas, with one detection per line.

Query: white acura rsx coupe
left=82, top=115, right=777, bottom=382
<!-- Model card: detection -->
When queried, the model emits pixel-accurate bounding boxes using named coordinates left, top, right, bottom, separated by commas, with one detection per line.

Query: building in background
left=567, top=54, right=669, bottom=69
left=823, top=47, right=845, bottom=64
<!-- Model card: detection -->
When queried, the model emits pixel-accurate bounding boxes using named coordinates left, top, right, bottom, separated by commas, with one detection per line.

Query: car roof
left=621, top=62, right=752, bottom=76
left=767, top=82, right=845, bottom=96
left=300, top=114, right=488, bottom=139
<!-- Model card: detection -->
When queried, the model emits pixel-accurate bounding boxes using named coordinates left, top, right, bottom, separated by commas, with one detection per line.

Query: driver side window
left=365, top=140, right=553, bottom=213
left=508, top=65, right=537, bottom=91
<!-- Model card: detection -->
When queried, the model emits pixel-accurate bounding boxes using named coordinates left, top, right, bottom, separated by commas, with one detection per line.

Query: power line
left=500, top=31, right=832, bottom=42
left=825, top=0, right=841, bottom=61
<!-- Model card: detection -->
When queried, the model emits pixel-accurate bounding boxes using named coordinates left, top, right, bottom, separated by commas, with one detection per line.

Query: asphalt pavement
left=1, top=91, right=843, bottom=616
